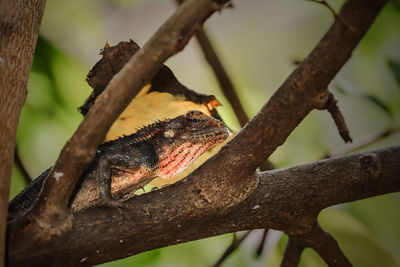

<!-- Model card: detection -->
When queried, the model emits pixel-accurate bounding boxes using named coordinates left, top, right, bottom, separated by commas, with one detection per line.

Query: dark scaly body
left=8, top=111, right=230, bottom=220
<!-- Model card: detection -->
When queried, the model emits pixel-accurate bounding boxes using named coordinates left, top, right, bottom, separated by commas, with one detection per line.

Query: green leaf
left=387, top=58, right=400, bottom=88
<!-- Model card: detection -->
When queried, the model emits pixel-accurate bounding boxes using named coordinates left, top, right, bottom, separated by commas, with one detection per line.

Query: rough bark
left=7, top=146, right=400, bottom=266
left=0, top=0, right=45, bottom=265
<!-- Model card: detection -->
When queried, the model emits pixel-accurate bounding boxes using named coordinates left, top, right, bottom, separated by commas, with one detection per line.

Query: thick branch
left=27, top=0, right=230, bottom=226
left=207, top=0, right=387, bottom=177
left=7, top=145, right=400, bottom=266
left=0, top=0, right=45, bottom=264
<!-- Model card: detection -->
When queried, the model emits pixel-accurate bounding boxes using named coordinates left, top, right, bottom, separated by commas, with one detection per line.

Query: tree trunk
left=0, top=0, right=46, bottom=264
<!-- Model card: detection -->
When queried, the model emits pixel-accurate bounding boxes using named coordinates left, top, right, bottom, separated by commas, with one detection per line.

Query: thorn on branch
left=306, top=0, right=357, bottom=33
left=317, top=92, right=352, bottom=143
left=307, top=0, right=338, bottom=18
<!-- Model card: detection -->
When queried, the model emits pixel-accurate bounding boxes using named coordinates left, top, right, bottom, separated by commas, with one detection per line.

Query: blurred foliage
left=10, top=0, right=400, bottom=266
left=388, top=58, right=400, bottom=87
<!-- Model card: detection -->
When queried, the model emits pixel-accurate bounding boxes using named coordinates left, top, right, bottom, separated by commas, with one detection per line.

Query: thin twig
left=14, top=146, right=32, bottom=184
left=194, top=29, right=249, bottom=127
left=307, top=0, right=338, bottom=17
left=255, top=229, right=269, bottom=258
left=325, top=92, right=352, bottom=143
left=314, top=91, right=352, bottom=142
left=212, top=231, right=251, bottom=267
left=174, top=1, right=248, bottom=127
left=307, top=0, right=357, bottom=32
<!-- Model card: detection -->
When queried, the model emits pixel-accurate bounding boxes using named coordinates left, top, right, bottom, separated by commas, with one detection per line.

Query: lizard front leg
left=95, top=149, right=159, bottom=208
left=96, top=154, right=139, bottom=208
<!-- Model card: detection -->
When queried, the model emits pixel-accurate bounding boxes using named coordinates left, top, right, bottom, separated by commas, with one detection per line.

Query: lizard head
left=163, top=110, right=230, bottom=143
left=157, top=110, right=230, bottom=179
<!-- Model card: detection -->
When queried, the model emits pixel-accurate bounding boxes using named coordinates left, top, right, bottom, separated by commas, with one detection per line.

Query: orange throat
left=157, top=142, right=213, bottom=179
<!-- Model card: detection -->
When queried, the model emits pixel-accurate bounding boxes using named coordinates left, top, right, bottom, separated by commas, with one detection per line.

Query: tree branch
left=227, top=0, right=385, bottom=169
left=7, top=145, right=400, bottom=266
left=168, top=0, right=387, bottom=211
left=0, top=0, right=46, bottom=263
left=281, top=222, right=352, bottom=267
left=281, top=237, right=306, bottom=267
left=325, top=92, right=352, bottom=143
left=301, top=223, right=352, bottom=266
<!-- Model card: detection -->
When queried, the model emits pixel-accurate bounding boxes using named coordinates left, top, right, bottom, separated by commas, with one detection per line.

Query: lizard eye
left=192, top=118, right=198, bottom=123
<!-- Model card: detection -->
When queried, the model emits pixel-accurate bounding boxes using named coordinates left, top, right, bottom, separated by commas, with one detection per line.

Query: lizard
left=8, top=110, right=230, bottom=221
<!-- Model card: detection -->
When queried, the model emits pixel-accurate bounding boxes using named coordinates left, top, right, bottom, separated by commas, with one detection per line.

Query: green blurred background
left=10, top=0, right=400, bottom=266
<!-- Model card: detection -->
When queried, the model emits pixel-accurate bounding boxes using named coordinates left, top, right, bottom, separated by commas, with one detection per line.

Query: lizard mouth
left=185, top=126, right=231, bottom=145
left=198, top=128, right=230, bottom=143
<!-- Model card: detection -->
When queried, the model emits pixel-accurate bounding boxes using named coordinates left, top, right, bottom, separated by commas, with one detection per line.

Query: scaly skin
left=8, top=111, right=230, bottom=220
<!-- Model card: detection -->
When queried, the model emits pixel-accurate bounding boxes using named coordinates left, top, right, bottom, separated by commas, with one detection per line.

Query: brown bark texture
left=0, top=0, right=45, bottom=265
left=4, top=0, right=396, bottom=266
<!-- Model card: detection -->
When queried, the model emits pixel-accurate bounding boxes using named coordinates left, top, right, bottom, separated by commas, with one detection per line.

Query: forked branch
left=282, top=223, right=352, bottom=267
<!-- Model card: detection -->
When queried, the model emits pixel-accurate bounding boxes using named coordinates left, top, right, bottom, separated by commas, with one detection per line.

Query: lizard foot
left=101, top=198, right=130, bottom=209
